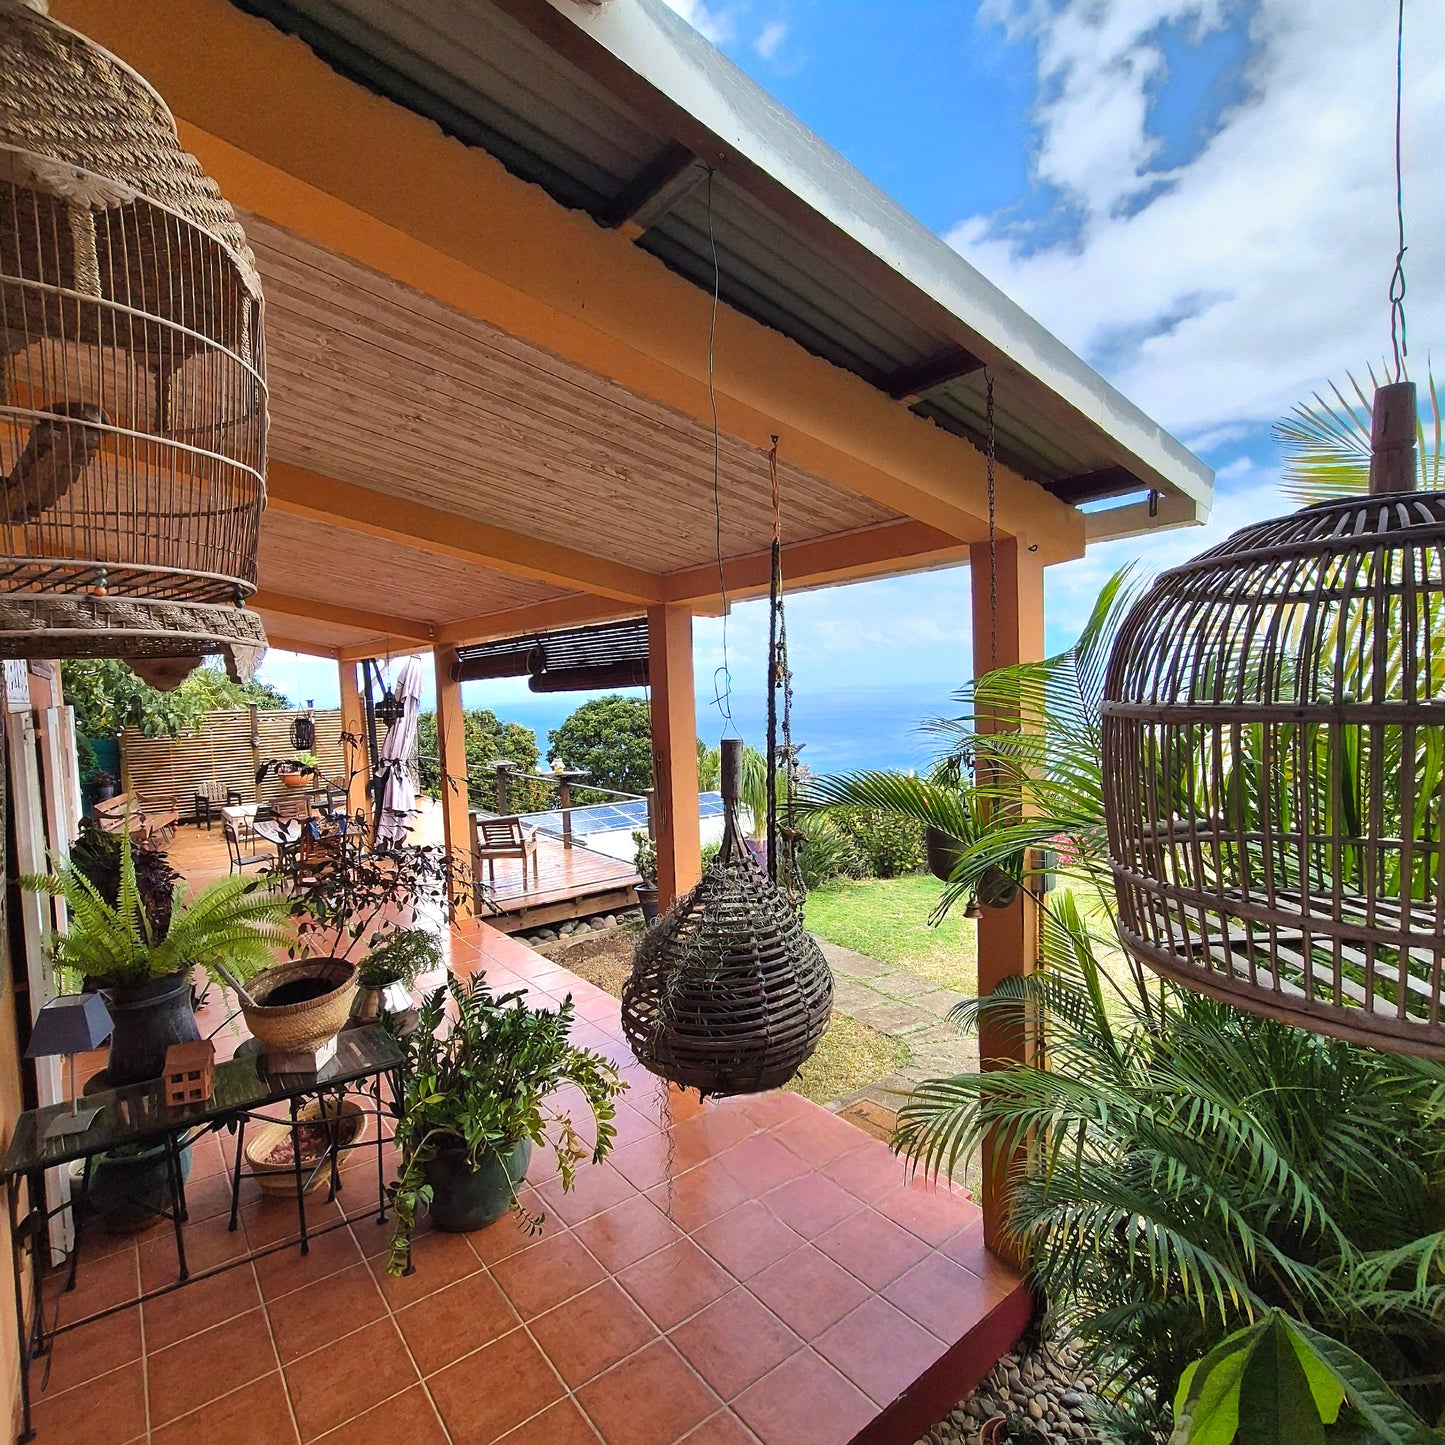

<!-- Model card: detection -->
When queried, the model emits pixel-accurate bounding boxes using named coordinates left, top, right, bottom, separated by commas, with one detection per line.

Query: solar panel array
left=521, top=792, right=725, bottom=840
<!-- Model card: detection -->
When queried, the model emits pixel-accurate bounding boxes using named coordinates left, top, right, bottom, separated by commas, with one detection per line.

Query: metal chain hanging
left=765, top=438, right=805, bottom=907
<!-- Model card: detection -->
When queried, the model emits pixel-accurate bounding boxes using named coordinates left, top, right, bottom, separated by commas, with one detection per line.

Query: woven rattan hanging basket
left=621, top=739, right=833, bottom=1095
left=1102, top=384, right=1445, bottom=1058
left=0, top=0, right=267, bottom=681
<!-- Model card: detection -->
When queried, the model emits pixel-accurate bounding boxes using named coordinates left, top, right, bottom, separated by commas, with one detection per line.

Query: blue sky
left=258, top=0, right=1444, bottom=771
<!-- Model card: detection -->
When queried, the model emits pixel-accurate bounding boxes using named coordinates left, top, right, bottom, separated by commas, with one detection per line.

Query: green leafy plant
left=24, top=827, right=290, bottom=996
left=793, top=812, right=867, bottom=889
left=1170, top=1309, right=1438, bottom=1445
left=632, top=829, right=657, bottom=887
left=1274, top=364, right=1441, bottom=503
left=387, top=974, right=624, bottom=1274
left=68, top=817, right=181, bottom=939
left=61, top=657, right=288, bottom=739
left=885, top=571, right=1445, bottom=1441
left=357, top=926, right=442, bottom=988
left=548, top=694, right=653, bottom=795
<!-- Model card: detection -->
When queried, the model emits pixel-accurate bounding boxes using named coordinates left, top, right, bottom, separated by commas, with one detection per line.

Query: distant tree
left=548, top=695, right=653, bottom=795
left=62, top=659, right=290, bottom=740
left=416, top=708, right=545, bottom=810
left=696, top=740, right=720, bottom=792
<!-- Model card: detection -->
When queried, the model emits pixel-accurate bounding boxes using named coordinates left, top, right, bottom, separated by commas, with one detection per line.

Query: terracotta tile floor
left=32, top=921, right=1029, bottom=1445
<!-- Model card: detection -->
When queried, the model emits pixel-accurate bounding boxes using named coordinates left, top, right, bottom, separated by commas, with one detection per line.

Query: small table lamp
left=26, top=994, right=114, bottom=1140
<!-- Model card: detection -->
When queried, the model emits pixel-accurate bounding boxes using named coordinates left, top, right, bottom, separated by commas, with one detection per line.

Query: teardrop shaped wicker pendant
left=621, top=739, right=834, bottom=1096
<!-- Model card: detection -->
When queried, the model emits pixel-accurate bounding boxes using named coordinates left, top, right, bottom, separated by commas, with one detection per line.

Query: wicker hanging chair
left=1102, top=383, right=1445, bottom=1059
left=621, top=738, right=833, bottom=1096
left=0, top=0, right=267, bottom=682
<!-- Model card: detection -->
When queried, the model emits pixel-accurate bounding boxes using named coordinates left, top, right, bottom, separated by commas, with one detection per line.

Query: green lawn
left=804, top=873, right=977, bottom=994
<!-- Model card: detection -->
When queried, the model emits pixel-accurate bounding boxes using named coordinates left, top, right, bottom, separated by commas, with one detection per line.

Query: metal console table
left=1, top=1025, right=403, bottom=1442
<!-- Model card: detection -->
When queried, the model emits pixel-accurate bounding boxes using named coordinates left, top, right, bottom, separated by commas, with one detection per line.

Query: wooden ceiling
left=248, top=214, right=900, bottom=580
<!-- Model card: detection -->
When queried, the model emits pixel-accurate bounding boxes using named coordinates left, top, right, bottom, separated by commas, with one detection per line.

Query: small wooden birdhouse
left=164, top=1040, right=216, bottom=1106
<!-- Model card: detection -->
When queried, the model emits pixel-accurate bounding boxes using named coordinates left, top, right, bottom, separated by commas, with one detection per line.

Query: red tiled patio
left=29, top=923, right=1028, bottom=1445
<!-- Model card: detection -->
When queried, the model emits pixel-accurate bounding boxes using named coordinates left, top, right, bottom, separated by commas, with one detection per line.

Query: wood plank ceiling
left=246, top=212, right=903, bottom=652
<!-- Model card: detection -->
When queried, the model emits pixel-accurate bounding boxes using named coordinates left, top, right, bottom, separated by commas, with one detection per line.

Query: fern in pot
left=24, top=827, right=289, bottom=1085
left=387, top=974, right=624, bottom=1274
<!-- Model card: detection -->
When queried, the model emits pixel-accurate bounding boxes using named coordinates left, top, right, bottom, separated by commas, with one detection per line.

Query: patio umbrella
left=374, top=656, right=424, bottom=846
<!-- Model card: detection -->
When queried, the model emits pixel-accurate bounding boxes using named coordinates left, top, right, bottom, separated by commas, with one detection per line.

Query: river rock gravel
left=914, top=1336, right=1110, bottom=1445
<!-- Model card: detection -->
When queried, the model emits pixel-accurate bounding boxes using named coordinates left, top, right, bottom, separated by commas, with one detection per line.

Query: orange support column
left=337, top=659, right=371, bottom=819
left=969, top=536, right=1045, bottom=1257
left=432, top=646, right=473, bottom=919
left=647, top=604, right=702, bottom=908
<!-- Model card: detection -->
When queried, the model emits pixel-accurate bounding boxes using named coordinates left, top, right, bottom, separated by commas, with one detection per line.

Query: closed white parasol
left=374, top=655, right=425, bottom=845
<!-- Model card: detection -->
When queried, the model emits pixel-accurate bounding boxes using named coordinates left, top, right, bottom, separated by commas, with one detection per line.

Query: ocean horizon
left=463, top=681, right=964, bottom=778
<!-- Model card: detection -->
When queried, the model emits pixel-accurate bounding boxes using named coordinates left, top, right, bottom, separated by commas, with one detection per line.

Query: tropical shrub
left=837, top=809, right=924, bottom=877
left=62, top=657, right=287, bottom=739
left=793, top=813, right=866, bottom=890
left=891, top=574, right=1445, bottom=1442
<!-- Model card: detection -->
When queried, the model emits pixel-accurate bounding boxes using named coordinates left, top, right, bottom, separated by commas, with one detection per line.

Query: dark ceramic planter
left=88, top=1142, right=192, bottom=1234
left=636, top=886, right=660, bottom=924
left=924, top=825, right=966, bottom=882
left=103, top=972, right=200, bottom=1086
left=424, top=1139, right=532, bottom=1233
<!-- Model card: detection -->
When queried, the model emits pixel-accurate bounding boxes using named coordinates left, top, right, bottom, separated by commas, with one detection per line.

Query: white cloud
left=756, top=19, right=788, bottom=61
left=657, top=0, right=736, bottom=45
left=955, top=0, right=1445, bottom=445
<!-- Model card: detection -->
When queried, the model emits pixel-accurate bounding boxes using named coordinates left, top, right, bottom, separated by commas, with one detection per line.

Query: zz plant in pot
left=24, top=828, right=289, bottom=1085
left=387, top=974, right=624, bottom=1275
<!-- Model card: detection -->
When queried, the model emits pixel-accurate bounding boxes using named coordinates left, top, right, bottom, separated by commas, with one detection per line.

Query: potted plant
left=352, top=926, right=440, bottom=1026
left=257, top=752, right=319, bottom=789
left=90, top=769, right=119, bottom=803
left=25, top=826, right=288, bottom=1085
left=387, top=975, right=624, bottom=1274
left=632, top=829, right=659, bottom=923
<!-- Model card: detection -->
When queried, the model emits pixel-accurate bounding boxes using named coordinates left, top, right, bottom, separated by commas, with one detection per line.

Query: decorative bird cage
left=621, top=739, right=833, bottom=1096
left=0, top=1, right=267, bottom=683
left=1102, top=384, right=1445, bottom=1058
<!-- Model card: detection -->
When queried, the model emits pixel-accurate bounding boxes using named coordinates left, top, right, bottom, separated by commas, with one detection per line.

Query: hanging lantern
left=621, top=739, right=834, bottom=1096
left=290, top=708, right=316, bottom=752
left=0, top=1, right=267, bottom=681
left=1102, top=382, right=1445, bottom=1058
left=374, top=687, right=405, bottom=729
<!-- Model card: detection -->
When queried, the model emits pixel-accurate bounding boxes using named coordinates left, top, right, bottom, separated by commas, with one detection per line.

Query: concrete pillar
left=969, top=535, right=1045, bottom=1256
left=432, top=646, right=473, bottom=918
left=646, top=604, right=701, bottom=908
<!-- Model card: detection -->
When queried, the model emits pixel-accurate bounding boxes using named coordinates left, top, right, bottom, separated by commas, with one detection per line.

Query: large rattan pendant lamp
left=621, top=738, right=834, bottom=1096
left=0, top=0, right=268, bottom=685
left=1101, top=3, right=1443, bottom=1058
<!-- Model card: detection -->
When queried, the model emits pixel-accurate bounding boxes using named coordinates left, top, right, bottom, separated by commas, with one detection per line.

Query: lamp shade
left=26, top=992, right=113, bottom=1058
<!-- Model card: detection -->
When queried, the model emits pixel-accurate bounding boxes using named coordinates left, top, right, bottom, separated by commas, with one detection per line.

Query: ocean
left=470, top=679, right=962, bottom=777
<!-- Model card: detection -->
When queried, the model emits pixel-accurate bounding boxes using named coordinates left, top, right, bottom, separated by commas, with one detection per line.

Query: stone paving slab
left=817, top=939, right=898, bottom=979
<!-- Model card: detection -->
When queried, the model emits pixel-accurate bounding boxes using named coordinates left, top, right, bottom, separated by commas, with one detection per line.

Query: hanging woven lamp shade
left=0, top=0, right=267, bottom=682
left=621, top=739, right=834, bottom=1095
left=1102, top=383, right=1445, bottom=1058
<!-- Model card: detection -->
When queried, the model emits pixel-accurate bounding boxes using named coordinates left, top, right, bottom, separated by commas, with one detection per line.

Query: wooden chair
left=193, top=779, right=227, bottom=830
left=222, top=818, right=269, bottom=874
left=93, top=793, right=177, bottom=845
left=471, top=814, right=540, bottom=889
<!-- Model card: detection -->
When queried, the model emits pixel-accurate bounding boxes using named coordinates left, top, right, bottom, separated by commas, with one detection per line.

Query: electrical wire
left=704, top=169, right=735, bottom=733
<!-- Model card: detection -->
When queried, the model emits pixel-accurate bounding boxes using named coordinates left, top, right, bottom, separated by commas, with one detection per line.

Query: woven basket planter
left=621, top=741, right=833, bottom=1096
left=243, top=1096, right=368, bottom=1196
left=241, top=959, right=357, bottom=1056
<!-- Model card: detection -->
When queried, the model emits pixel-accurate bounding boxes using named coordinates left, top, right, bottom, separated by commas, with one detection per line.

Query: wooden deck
left=479, top=832, right=641, bottom=933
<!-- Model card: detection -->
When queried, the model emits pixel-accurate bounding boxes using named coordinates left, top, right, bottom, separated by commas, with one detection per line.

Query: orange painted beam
left=48, top=0, right=1084, bottom=564
left=969, top=536, right=1045, bottom=1261
left=263, top=635, right=339, bottom=660
left=266, top=463, right=661, bottom=605
left=336, top=636, right=433, bottom=663
left=663, top=519, right=972, bottom=604
left=253, top=589, right=434, bottom=644
left=647, top=604, right=702, bottom=909
left=432, top=646, right=474, bottom=919
left=337, top=659, right=371, bottom=820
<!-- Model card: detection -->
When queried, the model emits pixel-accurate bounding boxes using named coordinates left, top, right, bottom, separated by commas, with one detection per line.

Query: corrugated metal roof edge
left=536, top=0, right=1214, bottom=524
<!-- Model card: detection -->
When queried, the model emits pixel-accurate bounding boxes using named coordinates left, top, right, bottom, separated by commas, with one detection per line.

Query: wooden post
left=646, top=604, right=701, bottom=908
left=558, top=773, right=573, bottom=847
left=970, top=536, right=1045, bottom=1257
left=337, top=659, right=370, bottom=819
left=432, top=647, right=472, bottom=918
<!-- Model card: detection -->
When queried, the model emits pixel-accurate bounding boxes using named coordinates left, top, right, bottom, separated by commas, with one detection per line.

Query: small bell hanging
left=621, top=739, right=834, bottom=1096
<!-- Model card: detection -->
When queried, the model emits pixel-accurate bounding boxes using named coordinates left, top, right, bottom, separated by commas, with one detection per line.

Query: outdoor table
left=1, top=1026, right=403, bottom=1442
left=251, top=816, right=301, bottom=849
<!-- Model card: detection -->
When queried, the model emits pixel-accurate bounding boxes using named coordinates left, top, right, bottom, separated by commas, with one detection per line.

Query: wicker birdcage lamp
left=1102, top=383, right=1445, bottom=1058
left=621, top=739, right=834, bottom=1096
left=0, top=0, right=267, bottom=683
